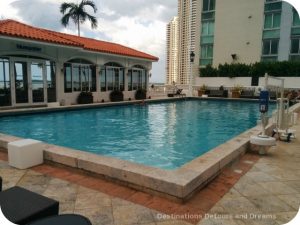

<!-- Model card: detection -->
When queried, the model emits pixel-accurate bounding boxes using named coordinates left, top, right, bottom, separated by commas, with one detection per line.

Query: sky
left=0, top=0, right=178, bottom=83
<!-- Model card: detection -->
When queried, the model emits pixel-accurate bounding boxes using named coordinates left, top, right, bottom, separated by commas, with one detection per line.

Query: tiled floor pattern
left=0, top=117, right=299, bottom=225
left=0, top=150, right=258, bottom=225
left=198, top=119, right=300, bottom=225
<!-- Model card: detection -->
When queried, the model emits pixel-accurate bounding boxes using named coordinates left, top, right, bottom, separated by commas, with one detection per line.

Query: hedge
left=200, top=61, right=300, bottom=77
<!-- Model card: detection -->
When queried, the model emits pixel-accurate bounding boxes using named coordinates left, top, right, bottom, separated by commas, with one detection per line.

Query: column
left=145, top=69, right=149, bottom=90
left=96, top=64, right=101, bottom=93
left=124, top=67, right=129, bottom=91
left=9, top=60, right=16, bottom=106
left=55, top=62, right=63, bottom=104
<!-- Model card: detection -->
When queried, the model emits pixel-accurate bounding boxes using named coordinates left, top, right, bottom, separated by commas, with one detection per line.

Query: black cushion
left=26, top=214, right=92, bottom=225
left=208, top=90, right=224, bottom=97
left=0, top=186, right=59, bottom=225
left=240, top=90, right=254, bottom=98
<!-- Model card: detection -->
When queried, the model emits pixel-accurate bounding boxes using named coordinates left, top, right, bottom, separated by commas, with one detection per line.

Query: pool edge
left=0, top=122, right=274, bottom=202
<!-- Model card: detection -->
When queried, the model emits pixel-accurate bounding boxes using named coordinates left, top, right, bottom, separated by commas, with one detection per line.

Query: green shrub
left=218, top=63, right=231, bottom=77
left=200, top=61, right=300, bottom=77
left=199, top=64, right=217, bottom=77
left=135, top=89, right=147, bottom=100
left=110, top=90, right=124, bottom=102
left=77, top=91, right=93, bottom=104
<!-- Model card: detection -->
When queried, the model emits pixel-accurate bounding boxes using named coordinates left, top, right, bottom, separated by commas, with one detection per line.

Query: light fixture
left=231, top=54, right=237, bottom=60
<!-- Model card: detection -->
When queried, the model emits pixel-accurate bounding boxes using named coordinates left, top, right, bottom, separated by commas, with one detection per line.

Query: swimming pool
left=0, top=100, right=275, bottom=169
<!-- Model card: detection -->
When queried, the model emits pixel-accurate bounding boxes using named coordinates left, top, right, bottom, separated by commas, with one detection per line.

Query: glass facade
left=64, top=62, right=96, bottom=93
left=128, top=66, right=147, bottom=91
left=0, top=55, right=147, bottom=107
left=14, top=61, right=29, bottom=104
left=264, top=13, right=281, bottom=29
left=0, top=58, right=11, bottom=106
left=31, top=62, right=44, bottom=103
left=200, top=0, right=215, bottom=66
left=290, top=8, right=300, bottom=60
left=263, top=39, right=279, bottom=55
left=202, top=0, right=215, bottom=12
left=261, top=0, right=282, bottom=61
left=46, top=61, right=56, bottom=102
left=101, top=63, right=125, bottom=92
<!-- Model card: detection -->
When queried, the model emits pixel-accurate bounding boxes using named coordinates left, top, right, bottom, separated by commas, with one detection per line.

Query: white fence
left=195, top=77, right=300, bottom=89
left=149, top=76, right=300, bottom=98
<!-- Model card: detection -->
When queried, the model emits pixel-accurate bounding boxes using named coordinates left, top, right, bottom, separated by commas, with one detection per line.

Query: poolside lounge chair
left=208, top=90, right=227, bottom=98
left=0, top=183, right=59, bottom=224
left=174, top=89, right=186, bottom=97
left=240, top=90, right=254, bottom=99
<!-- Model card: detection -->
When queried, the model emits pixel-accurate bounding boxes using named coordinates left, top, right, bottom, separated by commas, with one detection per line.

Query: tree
left=60, top=0, right=98, bottom=36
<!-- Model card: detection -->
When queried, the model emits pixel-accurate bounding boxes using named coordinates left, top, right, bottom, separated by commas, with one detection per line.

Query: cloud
left=9, top=0, right=63, bottom=30
left=0, top=0, right=176, bottom=82
left=100, top=0, right=177, bottom=23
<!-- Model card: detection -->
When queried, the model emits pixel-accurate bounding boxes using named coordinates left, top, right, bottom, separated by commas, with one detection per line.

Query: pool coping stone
left=1, top=100, right=298, bottom=202
left=0, top=123, right=274, bottom=202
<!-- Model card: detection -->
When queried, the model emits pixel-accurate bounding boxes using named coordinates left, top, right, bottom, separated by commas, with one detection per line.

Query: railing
left=148, top=84, right=297, bottom=98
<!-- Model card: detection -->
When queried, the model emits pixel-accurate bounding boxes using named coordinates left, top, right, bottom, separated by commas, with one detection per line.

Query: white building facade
left=0, top=20, right=158, bottom=108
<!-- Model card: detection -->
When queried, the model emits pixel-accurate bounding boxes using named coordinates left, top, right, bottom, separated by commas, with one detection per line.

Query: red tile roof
left=0, top=19, right=158, bottom=61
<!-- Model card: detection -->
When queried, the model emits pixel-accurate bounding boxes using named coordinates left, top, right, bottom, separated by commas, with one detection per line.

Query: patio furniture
left=174, top=89, right=186, bottom=97
left=26, top=214, right=92, bottom=225
left=0, top=186, right=59, bottom=225
left=8, top=139, right=43, bottom=169
left=207, top=90, right=228, bottom=98
left=269, top=91, right=277, bottom=100
left=240, top=90, right=254, bottom=99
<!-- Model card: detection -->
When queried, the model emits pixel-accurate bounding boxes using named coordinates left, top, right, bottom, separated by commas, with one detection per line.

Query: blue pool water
left=0, top=100, right=275, bottom=169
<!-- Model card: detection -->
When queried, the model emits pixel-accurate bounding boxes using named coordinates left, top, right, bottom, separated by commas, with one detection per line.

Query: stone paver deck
left=0, top=116, right=299, bottom=225
left=198, top=116, right=300, bottom=225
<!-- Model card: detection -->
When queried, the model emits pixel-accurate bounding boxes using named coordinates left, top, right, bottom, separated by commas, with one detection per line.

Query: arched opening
left=128, top=65, right=147, bottom=91
left=100, top=62, right=125, bottom=92
left=64, top=58, right=96, bottom=93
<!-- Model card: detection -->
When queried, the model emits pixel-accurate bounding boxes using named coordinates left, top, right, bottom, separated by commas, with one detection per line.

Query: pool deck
left=0, top=114, right=299, bottom=224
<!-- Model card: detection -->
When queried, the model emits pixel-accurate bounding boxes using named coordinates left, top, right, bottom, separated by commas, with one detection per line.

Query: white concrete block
left=8, top=139, right=43, bottom=169
left=47, top=102, right=60, bottom=107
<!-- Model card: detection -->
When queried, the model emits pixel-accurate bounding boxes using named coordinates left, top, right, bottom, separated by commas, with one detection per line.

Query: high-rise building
left=166, top=17, right=179, bottom=85
left=177, top=0, right=197, bottom=85
left=196, top=0, right=300, bottom=68
left=168, top=0, right=300, bottom=84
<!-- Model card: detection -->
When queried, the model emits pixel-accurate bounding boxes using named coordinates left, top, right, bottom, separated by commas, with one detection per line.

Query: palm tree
left=60, top=0, right=98, bottom=36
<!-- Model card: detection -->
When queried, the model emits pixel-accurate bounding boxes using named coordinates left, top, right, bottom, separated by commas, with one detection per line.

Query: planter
left=77, top=92, right=93, bottom=104
left=198, top=90, right=206, bottom=97
left=231, top=91, right=241, bottom=98
left=110, top=90, right=124, bottom=102
left=135, top=89, right=147, bottom=100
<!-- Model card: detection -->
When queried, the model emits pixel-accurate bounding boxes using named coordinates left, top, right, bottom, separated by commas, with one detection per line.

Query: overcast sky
left=0, top=0, right=177, bottom=83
